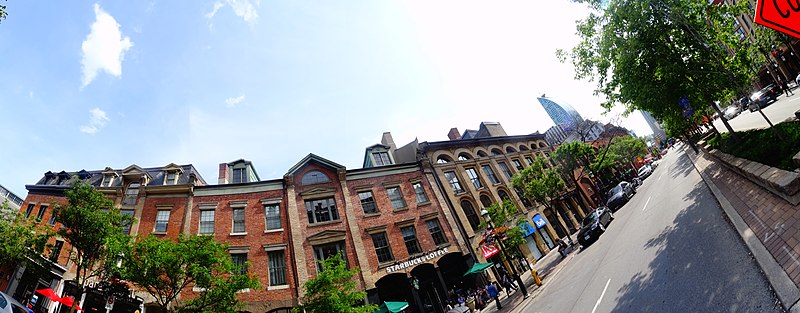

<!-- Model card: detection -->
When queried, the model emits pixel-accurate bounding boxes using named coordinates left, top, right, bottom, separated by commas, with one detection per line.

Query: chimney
left=381, top=132, right=397, bottom=150
left=218, top=163, right=229, bottom=184
left=447, top=128, right=462, bottom=140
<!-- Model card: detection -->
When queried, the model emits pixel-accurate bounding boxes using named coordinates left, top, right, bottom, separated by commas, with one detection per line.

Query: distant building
left=0, top=184, right=23, bottom=211
left=537, top=95, right=583, bottom=133
left=641, top=111, right=667, bottom=145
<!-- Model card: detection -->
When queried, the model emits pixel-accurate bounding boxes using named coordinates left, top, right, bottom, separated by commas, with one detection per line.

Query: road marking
left=658, top=172, right=665, bottom=181
left=642, top=196, right=652, bottom=211
left=782, top=247, right=800, bottom=269
left=591, top=279, right=611, bottom=313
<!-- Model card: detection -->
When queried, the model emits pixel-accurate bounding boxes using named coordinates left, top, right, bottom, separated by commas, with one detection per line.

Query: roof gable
left=286, top=153, right=345, bottom=176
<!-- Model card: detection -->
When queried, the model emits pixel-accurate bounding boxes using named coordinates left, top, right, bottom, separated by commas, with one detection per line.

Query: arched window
left=460, top=200, right=481, bottom=231
left=538, top=142, right=547, bottom=148
left=477, top=150, right=488, bottom=157
left=491, top=148, right=503, bottom=156
left=301, top=170, right=330, bottom=185
left=479, top=195, right=494, bottom=208
left=457, top=153, right=472, bottom=161
left=498, top=190, right=510, bottom=201
left=506, top=147, right=517, bottom=153
left=123, top=183, right=140, bottom=206
left=530, top=144, right=538, bottom=150
left=436, top=155, right=453, bottom=164
left=519, top=145, right=529, bottom=151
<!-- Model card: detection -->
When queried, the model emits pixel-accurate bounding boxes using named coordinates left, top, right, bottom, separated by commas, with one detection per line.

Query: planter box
left=706, top=149, right=800, bottom=205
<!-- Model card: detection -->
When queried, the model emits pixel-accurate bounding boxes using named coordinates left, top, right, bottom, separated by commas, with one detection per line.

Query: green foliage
left=479, top=199, right=526, bottom=251
left=55, top=179, right=133, bottom=312
left=120, top=234, right=260, bottom=313
left=707, top=122, right=800, bottom=170
left=607, top=135, right=649, bottom=165
left=0, top=0, right=6, bottom=23
left=0, top=201, right=53, bottom=267
left=294, top=253, right=376, bottom=313
left=512, top=157, right=566, bottom=211
left=553, top=141, right=596, bottom=181
left=560, top=0, right=756, bottom=136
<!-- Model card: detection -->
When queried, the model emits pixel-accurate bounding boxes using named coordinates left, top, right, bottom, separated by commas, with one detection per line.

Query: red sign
left=754, top=0, right=800, bottom=38
left=480, top=244, right=499, bottom=259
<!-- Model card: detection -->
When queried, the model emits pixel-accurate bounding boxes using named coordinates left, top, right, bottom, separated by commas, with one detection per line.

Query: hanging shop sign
left=386, top=247, right=449, bottom=273
left=521, top=221, right=536, bottom=237
left=480, top=244, right=499, bottom=259
left=754, top=0, right=800, bottom=38
left=532, top=214, right=547, bottom=228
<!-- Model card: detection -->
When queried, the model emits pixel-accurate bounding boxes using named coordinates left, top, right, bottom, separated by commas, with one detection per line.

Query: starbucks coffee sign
left=386, top=247, right=449, bottom=273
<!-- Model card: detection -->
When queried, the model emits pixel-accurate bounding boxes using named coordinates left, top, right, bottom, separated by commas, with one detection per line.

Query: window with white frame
left=412, top=182, right=428, bottom=204
left=101, top=175, right=115, bottom=187
left=164, top=171, right=179, bottom=185
left=498, top=162, right=513, bottom=179
left=232, top=206, right=246, bottom=234
left=155, top=210, right=170, bottom=232
left=386, top=187, right=406, bottom=209
left=268, top=250, right=287, bottom=286
left=123, top=183, right=140, bottom=206
left=264, top=204, right=281, bottom=230
left=465, top=168, right=482, bottom=189
left=372, top=152, right=392, bottom=166
left=512, top=159, right=524, bottom=170
left=199, top=209, right=215, bottom=234
left=444, top=171, right=464, bottom=193
left=358, top=191, right=378, bottom=214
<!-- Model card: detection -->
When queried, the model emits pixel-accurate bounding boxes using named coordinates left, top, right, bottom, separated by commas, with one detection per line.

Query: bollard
left=531, top=269, right=543, bottom=286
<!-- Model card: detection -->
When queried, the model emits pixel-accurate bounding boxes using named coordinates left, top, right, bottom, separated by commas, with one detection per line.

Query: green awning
left=376, top=301, right=409, bottom=313
left=463, top=262, right=494, bottom=276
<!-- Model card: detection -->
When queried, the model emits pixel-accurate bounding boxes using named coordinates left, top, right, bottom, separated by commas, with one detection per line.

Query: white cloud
left=79, top=108, right=110, bottom=134
left=80, top=4, right=134, bottom=88
left=205, top=0, right=260, bottom=27
left=225, top=94, right=246, bottom=107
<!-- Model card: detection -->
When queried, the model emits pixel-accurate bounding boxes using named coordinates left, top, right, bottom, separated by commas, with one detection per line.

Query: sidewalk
left=474, top=236, right=581, bottom=313
left=685, top=144, right=800, bottom=312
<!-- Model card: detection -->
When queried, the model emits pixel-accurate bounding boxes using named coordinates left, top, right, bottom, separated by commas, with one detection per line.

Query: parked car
left=739, top=96, right=751, bottom=111
left=723, top=104, right=742, bottom=120
left=637, top=165, right=653, bottom=180
left=749, top=84, right=780, bottom=112
left=577, top=207, right=614, bottom=247
left=0, top=291, right=28, bottom=313
left=606, top=181, right=635, bottom=211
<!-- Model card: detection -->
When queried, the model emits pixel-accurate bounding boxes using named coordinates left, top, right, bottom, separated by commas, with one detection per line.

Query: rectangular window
left=49, top=240, right=64, bottom=262
left=36, top=205, right=48, bottom=220
left=412, top=183, right=429, bottom=204
left=465, top=168, right=482, bottom=189
left=305, top=198, right=339, bottom=224
left=386, top=187, right=406, bottom=209
left=155, top=210, right=170, bottom=232
left=512, top=159, right=524, bottom=170
left=444, top=171, right=464, bottom=193
left=515, top=187, right=532, bottom=207
left=121, top=209, right=134, bottom=235
left=232, top=168, right=247, bottom=183
left=199, top=210, right=215, bottom=234
left=165, top=172, right=177, bottom=185
left=401, top=226, right=422, bottom=255
left=358, top=191, right=378, bottom=214
left=25, top=204, right=35, bottom=218
left=231, top=253, right=248, bottom=275
left=268, top=250, right=287, bottom=286
left=314, top=241, right=346, bottom=273
left=123, top=183, right=140, bottom=206
left=371, top=232, right=394, bottom=263
left=102, top=175, right=114, bottom=187
left=498, top=162, right=513, bottom=179
left=525, top=157, right=534, bottom=165
left=372, top=152, right=392, bottom=166
left=482, top=165, right=500, bottom=184
left=265, top=204, right=281, bottom=230
left=426, top=219, right=448, bottom=246
left=47, top=208, right=57, bottom=226
left=232, top=207, right=245, bottom=233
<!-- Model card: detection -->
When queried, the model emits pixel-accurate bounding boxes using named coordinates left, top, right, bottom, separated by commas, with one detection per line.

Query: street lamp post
left=481, top=209, right=529, bottom=299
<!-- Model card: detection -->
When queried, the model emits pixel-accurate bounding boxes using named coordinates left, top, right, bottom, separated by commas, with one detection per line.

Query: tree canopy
left=512, top=156, right=566, bottom=211
left=294, top=253, right=376, bottom=313
left=0, top=201, right=52, bottom=267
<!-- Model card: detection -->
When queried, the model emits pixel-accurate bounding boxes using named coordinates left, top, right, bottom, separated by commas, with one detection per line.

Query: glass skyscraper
left=537, top=96, right=584, bottom=132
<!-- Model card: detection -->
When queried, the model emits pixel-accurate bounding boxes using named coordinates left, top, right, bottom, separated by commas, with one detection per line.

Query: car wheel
left=599, top=223, right=606, bottom=232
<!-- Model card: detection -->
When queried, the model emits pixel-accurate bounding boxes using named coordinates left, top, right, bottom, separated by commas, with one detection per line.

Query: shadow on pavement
left=607, top=154, right=782, bottom=313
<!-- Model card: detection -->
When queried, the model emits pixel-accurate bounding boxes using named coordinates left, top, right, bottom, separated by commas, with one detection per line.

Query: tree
left=480, top=199, right=526, bottom=254
left=0, top=201, right=53, bottom=268
left=553, top=141, right=598, bottom=208
left=607, top=135, right=649, bottom=170
left=294, top=253, right=376, bottom=313
left=511, top=156, right=566, bottom=213
left=574, top=119, right=601, bottom=142
left=0, top=0, right=7, bottom=23
left=559, top=0, right=754, bottom=137
left=55, top=179, right=132, bottom=313
left=120, top=234, right=260, bottom=313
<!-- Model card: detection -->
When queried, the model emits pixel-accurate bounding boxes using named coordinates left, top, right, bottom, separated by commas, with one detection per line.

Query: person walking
left=778, top=75, right=794, bottom=96
left=487, top=281, right=501, bottom=310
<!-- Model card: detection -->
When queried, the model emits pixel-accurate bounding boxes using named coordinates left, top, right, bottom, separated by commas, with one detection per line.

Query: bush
left=707, top=122, right=800, bottom=170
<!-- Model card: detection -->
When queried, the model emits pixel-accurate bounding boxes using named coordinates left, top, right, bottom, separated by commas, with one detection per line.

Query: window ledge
left=151, top=231, right=167, bottom=235
left=393, top=207, right=409, bottom=213
left=267, top=285, right=289, bottom=291
left=308, top=219, right=343, bottom=228
left=435, top=243, right=451, bottom=249
left=363, top=212, right=381, bottom=218
left=230, top=232, right=248, bottom=236
left=198, top=233, right=215, bottom=236
left=378, top=261, right=396, bottom=269
left=416, top=201, right=431, bottom=207
left=492, top=182, right=503, bottom=186
left=264, top=228, right=284, bottom=234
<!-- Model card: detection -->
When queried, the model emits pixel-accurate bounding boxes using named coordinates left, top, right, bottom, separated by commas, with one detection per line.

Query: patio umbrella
left=57, top=296, right=83, bottom=312
left=376, top=301, right=409, bottom=313
left=462, top=262, right=493, bottom=276
left=34, top=288, right=61, bottom=302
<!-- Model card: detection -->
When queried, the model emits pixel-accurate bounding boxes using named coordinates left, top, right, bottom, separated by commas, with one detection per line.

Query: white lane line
left=658, top=172, right=665, bottom=181
left=642, top=196, right=652, bottom=211
left=591, top=279, right=612, bottom=313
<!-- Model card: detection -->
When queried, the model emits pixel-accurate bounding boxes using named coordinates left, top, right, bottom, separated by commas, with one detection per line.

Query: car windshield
left=607, top=185, right=623, bottom=198
left=582, top=212, right=598, bottom=227
left=638, top=167, right=648, bottom=175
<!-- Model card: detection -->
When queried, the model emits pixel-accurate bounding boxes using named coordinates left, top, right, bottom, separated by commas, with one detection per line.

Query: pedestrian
left=558, top=239, right=568, bottom=258
left=779, top=75, right=794, bottom=96
left=487, top=281, right=501, bottom=310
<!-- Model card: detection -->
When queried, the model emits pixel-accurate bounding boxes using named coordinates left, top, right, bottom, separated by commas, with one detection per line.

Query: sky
left=0, top=1, right=652, bottom=198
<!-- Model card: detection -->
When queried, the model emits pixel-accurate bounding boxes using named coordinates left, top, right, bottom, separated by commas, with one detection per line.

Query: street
left=521, top=146, right=782, bottom=313
left=713, top=90, right=800, bottom=133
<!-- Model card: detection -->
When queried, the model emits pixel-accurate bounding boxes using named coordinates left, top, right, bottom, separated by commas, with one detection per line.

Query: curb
left=686, top=147, right=800, bottom=312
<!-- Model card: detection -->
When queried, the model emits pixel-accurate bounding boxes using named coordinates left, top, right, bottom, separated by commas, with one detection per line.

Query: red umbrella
left=34, top=288, right=61, bottom=302
left=57, top=296, right=83, bottom=312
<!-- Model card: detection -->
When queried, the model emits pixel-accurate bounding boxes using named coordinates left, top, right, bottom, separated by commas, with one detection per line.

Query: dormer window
left=232, top=166, right=248, bottom=183
left=164, top=171, right=180, bottom=185
left=101, top=175, right=116, bottom=187
left=372, top=152, right=392, bottom=166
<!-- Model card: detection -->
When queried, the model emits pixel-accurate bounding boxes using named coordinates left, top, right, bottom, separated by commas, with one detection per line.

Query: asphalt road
left=521, top=146, right=782, bottom=313
left=713, top=90, right=800, bottom=133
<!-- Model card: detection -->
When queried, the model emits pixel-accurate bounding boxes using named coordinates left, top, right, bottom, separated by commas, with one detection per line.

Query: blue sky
left=0, top=1, right=651, bottom=198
